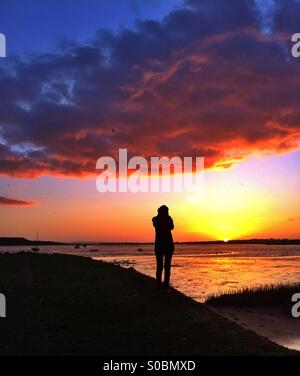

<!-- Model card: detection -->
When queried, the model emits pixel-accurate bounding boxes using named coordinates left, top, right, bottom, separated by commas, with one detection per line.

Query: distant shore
left=0, top=237, right=66, bottom=246
left=0, top=252, right=298, bottom=355
left=1, top=236, right=300, bottom=246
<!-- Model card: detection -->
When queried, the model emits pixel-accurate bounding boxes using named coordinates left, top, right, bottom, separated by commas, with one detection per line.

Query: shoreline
left=206, top=283, right=300, bottom=352
left=210, top=306, right=300, bottom=352
left=0, top=252, right=298, bottom=355
left=2, top=237, right=300, bottom=247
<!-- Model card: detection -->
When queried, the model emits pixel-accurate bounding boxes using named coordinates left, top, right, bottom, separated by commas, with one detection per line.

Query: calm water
left=2, top=243, right=300, bottom=302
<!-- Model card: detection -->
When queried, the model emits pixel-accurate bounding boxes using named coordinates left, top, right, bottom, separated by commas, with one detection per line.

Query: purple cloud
left=0, top=195, right=35, bottom=206
left=0, top=0, right=299, bottom=178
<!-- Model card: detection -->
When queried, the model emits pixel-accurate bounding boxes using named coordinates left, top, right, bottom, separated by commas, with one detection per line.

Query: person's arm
left=152, top=217, right=158, bottom=228
left=169, top=217, right=174, bottom=231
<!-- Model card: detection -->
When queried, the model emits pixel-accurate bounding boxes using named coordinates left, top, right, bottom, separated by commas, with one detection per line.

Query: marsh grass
left=206, top=283, right=300, bottom=311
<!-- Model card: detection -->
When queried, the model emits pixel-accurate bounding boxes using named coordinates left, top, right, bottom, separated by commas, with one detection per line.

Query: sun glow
left=173, top=168, right=277, bottom=241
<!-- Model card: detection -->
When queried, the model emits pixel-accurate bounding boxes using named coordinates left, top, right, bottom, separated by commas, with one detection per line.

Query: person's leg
left=155, top=252, right=163, bottom=288
left=164, top=252, right=173, bottom=288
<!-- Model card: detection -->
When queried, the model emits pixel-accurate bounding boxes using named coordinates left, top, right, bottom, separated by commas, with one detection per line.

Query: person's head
left=157, top=205, right=169, bottom=215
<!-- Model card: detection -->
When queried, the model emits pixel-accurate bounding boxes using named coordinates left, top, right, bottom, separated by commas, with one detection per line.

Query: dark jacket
left=152, top=214, right=174, bottom=253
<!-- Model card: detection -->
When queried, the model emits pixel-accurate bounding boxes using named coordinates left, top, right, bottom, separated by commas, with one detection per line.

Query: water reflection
left=96, top=253, right=300, bottom=302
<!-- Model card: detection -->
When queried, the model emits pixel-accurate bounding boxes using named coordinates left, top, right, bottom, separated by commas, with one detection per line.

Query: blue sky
left=0, top=0, right=280, bottom=56
left=0, top=0, right=181, bottom=55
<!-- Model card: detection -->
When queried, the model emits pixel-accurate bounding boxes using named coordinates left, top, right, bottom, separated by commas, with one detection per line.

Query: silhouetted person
left=152, top=205, right=174, bottom=289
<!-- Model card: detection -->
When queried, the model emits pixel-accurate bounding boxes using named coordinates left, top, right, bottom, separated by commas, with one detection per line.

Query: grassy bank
left=0, top=253, right=298, bottom=355
left=206, top=283, right=300, bottom=311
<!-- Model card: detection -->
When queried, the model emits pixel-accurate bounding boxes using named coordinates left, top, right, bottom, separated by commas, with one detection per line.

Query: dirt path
left=1, top=253, right=297, bottom=355
left=0, top=254, right=48, bottom=355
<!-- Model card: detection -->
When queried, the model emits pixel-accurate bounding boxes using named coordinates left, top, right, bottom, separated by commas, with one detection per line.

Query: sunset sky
left=0, top=0, right=299, bottom=242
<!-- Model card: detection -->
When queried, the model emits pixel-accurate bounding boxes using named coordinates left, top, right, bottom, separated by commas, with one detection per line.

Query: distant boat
left=75, top=244, right=81, bottom=249
left=32, top=230, right=40, bottom=252
left=137, top=248, right=143, bottom=252
left=90, top=249, right=99, bottom=253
